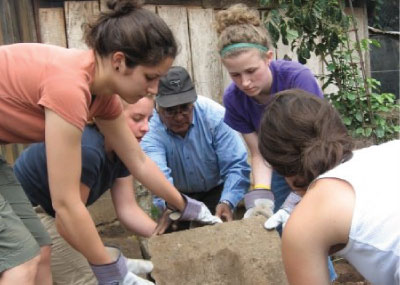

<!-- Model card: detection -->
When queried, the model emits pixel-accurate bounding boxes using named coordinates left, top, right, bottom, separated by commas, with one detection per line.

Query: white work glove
left=90, top=246, right=154, bottom=285
left=169, top=194, right=223, bottom=224
left=243, top=189, right=274, bottom=219
left=122, top=272, right=154, bottom=285
left=126, top=258, right=153, bottom=275
left=264, top=208, right=291, bottom=229
left=264, top=192, right=301, bottom=230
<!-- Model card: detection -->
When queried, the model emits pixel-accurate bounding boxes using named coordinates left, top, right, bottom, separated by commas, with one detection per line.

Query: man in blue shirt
left=141, top=66, right=250, bottom=230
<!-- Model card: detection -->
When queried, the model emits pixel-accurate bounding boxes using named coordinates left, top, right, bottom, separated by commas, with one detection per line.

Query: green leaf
left=267, top=22, right=280, bottom=44
left=327, top=63, right=336, bottom=72
left=329, top=32, right=340, bottom=51
left=355, top=112, right=363, bottom=122
left=286, top=29, right=299, bottom=41
left=298, top=54, right=307, bottom=64
left=347, top=93, right=356, bottom=100
left=342, top=116, right=352, bottom=125
left=370, top=39, right=381, bottom=48
left=293, top=0, right=302, bottom=7
left=355, top=128, right=365, bottom=135
left=375, top=126, right=385, bottom=138
left=365, top=127, right=373, bottom=136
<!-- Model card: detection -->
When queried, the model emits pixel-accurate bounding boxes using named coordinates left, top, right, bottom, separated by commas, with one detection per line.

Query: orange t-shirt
left=0, top=43, right=122, bottom=143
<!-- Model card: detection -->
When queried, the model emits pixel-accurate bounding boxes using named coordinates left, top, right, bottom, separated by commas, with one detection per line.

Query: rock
left=148, top=216, right=288, bottom=285
left=88, top=191, right=117, bottom=225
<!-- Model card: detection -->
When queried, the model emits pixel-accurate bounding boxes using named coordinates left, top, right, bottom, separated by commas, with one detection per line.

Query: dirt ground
left=98, top=220, right=369, bottom=285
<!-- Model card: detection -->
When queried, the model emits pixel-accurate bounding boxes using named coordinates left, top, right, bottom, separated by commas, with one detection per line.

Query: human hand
left=243, top=189, right=274, bottom=219
left=152, top=208, right=178, bottom=235
left=215, top=202, right=233, bottom=222
left=90, top=246, right=154, bottom=285
left=264, top=192, right=301, bottom=230
left=170, top=194, right=223, bottom=224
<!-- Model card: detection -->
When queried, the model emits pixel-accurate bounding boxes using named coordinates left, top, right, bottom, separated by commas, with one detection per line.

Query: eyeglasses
left=162, top=103, right=193, bottom=118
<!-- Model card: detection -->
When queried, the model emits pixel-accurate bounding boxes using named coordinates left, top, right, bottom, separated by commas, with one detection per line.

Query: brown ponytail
left=258, top=89, right=354, bottom=188
left=85, top=0, right=177, bottom=67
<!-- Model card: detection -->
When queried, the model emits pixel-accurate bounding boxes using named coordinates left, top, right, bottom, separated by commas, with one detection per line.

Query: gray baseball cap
left=156, top=66, right=197, bottom=108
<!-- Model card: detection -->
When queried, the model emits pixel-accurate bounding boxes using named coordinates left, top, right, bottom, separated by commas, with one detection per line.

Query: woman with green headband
left=215, top=3, right=337, bottom=282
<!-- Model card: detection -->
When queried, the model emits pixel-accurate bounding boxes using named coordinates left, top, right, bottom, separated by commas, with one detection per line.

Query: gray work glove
left=169, top=194, right=222, bottom=224
left=90, top=246, right=154, bottom=285
left=243, top=189, right=275, bottom=219
left=264, top=192, right=301, bottom=230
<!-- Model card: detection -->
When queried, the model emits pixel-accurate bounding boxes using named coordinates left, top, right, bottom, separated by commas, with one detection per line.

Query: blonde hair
left=214, top=4, right=271, bottom=58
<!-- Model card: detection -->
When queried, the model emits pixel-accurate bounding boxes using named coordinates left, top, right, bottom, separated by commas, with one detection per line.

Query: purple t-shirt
left=223, top=60, right=323, bottom=134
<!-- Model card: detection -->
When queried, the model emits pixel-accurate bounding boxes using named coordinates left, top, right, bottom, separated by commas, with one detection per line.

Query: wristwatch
left=219, top=200, right=233, bottom=210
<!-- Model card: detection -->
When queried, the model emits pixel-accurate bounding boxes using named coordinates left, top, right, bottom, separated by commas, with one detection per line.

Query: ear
left=264, top=50, right=274, bottom=62
left=111, top=51, right=127, bottom=73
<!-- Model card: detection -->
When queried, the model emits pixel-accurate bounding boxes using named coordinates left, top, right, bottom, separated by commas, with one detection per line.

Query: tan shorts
left=36, top=208, right=97, bottom=285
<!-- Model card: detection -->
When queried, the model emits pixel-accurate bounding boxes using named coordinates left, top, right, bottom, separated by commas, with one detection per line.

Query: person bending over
left=258, top=88, right=400, bottom=285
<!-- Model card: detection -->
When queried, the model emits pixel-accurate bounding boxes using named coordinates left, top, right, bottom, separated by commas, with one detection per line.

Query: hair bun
left=215, top=4, right=261, bottom=35
left=106, top=0, right=143, bottom=16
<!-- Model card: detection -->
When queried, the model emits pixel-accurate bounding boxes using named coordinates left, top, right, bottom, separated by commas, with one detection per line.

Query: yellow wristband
left=253, top=184, right=271, bottom=190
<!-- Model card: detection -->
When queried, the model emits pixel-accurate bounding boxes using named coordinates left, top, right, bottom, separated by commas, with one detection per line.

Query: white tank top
left=318, top=140, right=400, bottom=285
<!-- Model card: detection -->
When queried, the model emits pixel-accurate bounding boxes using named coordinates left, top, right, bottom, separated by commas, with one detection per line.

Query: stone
left=88, top=191, right=117, bottom=225
left=148, top=216, right=288, bottom=285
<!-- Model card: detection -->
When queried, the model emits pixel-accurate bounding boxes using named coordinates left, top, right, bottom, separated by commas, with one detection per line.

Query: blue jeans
left=271, top=171, right=337, bottom=281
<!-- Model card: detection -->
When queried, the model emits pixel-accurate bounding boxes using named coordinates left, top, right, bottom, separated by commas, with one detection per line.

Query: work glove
left=264, top=192, right=301, bottom=230
left=243, top=189, right=274, bottom=219
left=169, top=194, right=223, bottom=224
left=90, top=246, right=154, bottom=285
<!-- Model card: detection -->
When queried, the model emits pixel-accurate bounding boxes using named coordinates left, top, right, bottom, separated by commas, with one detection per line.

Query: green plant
left=261, top=0, right=399, bottom=143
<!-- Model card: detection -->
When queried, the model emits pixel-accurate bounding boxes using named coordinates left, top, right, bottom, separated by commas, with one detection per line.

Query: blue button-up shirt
left=141, top=96, right=250, bottom=210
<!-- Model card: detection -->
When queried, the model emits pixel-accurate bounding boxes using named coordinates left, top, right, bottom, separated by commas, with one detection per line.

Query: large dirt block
left=148, top=216, right=288, bottom=285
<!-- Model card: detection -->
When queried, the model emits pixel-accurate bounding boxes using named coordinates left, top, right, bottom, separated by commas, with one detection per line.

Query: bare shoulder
left=284, top=178, right=355, bottom=251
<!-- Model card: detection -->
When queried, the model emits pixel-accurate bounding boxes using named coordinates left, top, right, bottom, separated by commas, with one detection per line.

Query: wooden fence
left=0, top=0, right=368, bottom=164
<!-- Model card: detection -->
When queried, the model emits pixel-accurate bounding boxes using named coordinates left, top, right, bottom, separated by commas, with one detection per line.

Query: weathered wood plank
left=64, top=1, right=100, bottom=49
left=188, top=8, right=223, bottom=103
left=99, top=0, right=108, bottom=12
left=143, top=0, right=259, bottom=8
left=201, top=0, right=259, bottom=9
left=157, top=6, right=192, bottom=78
left=14, top=0, right=38, bottom=42
left=39, top=8, right=67, bottom=47
left=145, top=0, right=202, bottom=6
left=144, top=5, right=156, bottom=13
left=100, top=0, right=156, bottom=13
left=0, top=0, right=20, bottom=44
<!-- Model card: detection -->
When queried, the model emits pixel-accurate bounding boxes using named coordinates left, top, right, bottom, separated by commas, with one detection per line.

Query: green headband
left=220, top=43, right=269, bottom=57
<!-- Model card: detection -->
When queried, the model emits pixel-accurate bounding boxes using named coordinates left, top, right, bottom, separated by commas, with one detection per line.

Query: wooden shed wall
left=0, top=0, right=368, bottom=164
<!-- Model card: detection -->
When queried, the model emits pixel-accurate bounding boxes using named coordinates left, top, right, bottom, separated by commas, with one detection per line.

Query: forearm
left=242, top=132, right=273, bottom=187
left=134, top=156, right=185, bottom=211
left=220, top=174, right=250, bottom=208
left=118, top=207, right=157, bottom=238
left=251, top=153, right=273, bottom=186
left=54, top=201, right=110, bottom=265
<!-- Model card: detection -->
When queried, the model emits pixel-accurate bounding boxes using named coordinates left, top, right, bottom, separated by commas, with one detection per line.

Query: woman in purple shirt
left=215, top=3, right=336, bottom=281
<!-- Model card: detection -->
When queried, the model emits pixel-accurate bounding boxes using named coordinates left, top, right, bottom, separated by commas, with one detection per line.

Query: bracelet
left=253, top=184, right=271, bottom=190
